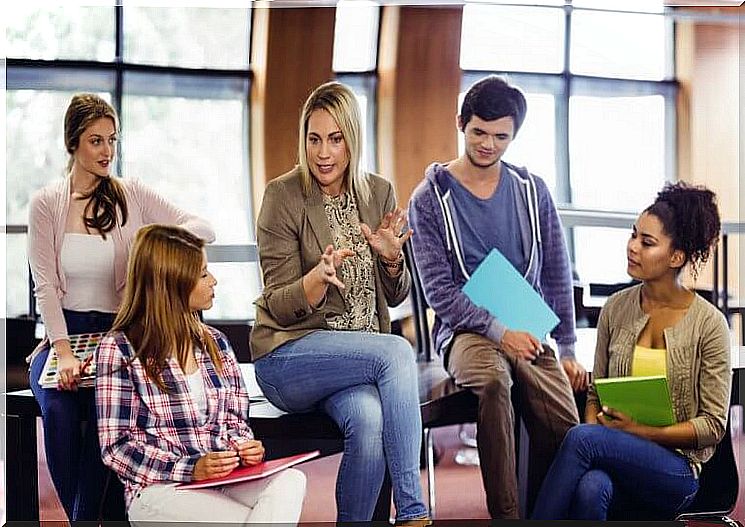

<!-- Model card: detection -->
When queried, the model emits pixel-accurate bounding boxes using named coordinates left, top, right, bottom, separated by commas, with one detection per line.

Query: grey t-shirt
left=446, top=165, right=526, bottom=275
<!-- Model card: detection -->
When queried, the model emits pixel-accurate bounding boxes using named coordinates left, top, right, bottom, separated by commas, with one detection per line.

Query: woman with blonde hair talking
left=96, top=224, right=306, bottom=524
left=250, top=81, right=429, bottom=525
left=27, top=93, right=214, bottom=520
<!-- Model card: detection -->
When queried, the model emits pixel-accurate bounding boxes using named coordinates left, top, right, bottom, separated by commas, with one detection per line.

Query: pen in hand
left=81, top=354, right=94, bottom=376
left=229, top=436, right=265, bottom=466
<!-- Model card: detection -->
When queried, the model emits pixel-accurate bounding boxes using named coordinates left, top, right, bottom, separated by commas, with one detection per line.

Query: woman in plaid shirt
left=96, top=224, right=306, bottom=524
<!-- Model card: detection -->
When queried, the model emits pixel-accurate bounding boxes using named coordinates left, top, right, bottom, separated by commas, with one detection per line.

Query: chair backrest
left=573, top=284, right=590, bottom=329
left=679, top=411, right=739, bottom=517
left=588, top=280, right=639, bottom=297
left=209, top=320, right=253, bottom=363
left=403, top=242, right=433, bottom=361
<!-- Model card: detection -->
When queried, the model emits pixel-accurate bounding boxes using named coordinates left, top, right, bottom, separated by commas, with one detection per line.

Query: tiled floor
left=4, top=419, right=743, bottom=524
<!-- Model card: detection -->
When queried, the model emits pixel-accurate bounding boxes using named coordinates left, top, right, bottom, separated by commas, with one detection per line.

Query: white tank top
left=60, top=233, right=118, bottom=313
left=186, top=366, right=209, bottom=424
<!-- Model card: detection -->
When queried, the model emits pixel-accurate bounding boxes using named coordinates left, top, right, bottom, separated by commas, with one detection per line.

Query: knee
left=346, top=403, right=384, bottom=441
left=273, top=468, right=307, bottom=497
left=562, top=423, right=597, bottom=450
left=330, top=388, right=384, bottom=442
left=375, top=334, right=416, bottom=374
left=480, top=370, right=512, bottom=404
left=574, top=470, right=613, bottom=514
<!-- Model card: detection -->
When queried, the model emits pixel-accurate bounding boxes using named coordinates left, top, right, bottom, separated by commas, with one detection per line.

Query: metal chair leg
left=425, top=427, right=436, bottom=518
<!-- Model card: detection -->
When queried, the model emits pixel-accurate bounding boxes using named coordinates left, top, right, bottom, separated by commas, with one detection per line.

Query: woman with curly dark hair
left=532, top=182, right=731, bottom=520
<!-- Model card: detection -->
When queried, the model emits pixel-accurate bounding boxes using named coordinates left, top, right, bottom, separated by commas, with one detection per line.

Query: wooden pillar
left=378, top=6, right=463, bottom=204
left=250, top=6, right=335, bottom=216
left=674, top=7, right=741, bottom=295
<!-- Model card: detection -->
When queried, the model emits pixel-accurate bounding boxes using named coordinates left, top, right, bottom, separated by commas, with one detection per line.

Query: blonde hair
left=64, top=93, right=128, bottom=237
left=112, top=224, right=221, bottom=391
left=297, top=81, right=371, bottom=203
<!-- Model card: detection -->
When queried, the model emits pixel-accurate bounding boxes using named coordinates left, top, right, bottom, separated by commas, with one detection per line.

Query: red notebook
left=177, top=450, right=320, bottom=490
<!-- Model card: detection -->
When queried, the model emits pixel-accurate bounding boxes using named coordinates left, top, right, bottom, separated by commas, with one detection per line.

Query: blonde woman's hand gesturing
left=360, top=207, right=412, bottom=262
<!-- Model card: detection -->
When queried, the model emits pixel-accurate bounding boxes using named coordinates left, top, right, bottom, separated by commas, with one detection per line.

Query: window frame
left=459, top=2, right=679, bottom=271
left=5, top=5, right=257, bottom=321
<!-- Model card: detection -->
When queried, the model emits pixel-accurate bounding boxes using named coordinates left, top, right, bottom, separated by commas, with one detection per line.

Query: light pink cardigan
left=27, top=176, right=216, bottom=355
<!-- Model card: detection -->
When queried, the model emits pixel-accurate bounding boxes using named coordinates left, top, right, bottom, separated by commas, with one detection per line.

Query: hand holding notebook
left=594, top=375, right=675, bottom=427
left=179, top=450, right=320, bottom=490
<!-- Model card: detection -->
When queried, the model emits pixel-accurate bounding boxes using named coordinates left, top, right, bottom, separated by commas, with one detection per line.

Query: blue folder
left=462, top=248, right=560, bottom=340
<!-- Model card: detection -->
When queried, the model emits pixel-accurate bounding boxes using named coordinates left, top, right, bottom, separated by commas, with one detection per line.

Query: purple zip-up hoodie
left=408, top=161, right=576, bottom=359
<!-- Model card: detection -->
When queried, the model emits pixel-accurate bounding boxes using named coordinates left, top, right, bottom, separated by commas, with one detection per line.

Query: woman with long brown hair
left=96, top=225, right=306, bottom=524
left=27, top=93, right=214, bottom=521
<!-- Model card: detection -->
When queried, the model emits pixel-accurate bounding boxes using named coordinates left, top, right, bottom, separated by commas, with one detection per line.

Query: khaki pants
left=447, top=333, right=579, bottom=519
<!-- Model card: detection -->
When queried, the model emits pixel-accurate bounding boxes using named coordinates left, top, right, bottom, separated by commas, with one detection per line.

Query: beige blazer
left=250, top=167, right=411, bottom=361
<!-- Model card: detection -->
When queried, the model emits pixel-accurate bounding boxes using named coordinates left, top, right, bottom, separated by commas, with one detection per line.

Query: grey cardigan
left=250, top=167, right=411, bottom=361
left=587, top=284, right=731, bottom=465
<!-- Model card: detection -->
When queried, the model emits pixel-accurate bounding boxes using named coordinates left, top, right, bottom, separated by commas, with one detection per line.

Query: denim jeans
left=531, top=423, right=699, bottom=520
left=29, top=309, right=125, bottom=521
left=254, top=330, right=428, bottom=522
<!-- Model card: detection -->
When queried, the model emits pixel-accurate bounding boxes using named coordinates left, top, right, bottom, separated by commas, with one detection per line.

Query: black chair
left=97, top=470, right=128, bottom=524
left=589, top=280, right=639, bottom=297
left=404, top=242, right=434, bottom=361
left=675, top=382, right=740, bottom=526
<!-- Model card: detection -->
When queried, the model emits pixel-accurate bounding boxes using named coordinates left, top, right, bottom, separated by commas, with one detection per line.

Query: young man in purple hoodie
left=408, top=76, right=585, bottom=519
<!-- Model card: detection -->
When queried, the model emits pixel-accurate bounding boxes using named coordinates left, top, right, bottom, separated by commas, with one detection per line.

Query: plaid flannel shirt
left=95, top=326, right=253, bottom=508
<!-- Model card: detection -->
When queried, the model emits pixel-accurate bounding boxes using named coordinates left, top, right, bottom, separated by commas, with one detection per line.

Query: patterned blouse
left=322, top=192, right=379, bottom=332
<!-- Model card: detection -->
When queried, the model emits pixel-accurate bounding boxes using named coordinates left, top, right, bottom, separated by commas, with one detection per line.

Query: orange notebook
left=177, top=450, right=320, bottom=490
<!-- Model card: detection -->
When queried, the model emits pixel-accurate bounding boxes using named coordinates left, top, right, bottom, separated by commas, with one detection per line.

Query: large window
left=5, top=6, right=255, bottom=320
left=460, top=0, right=676, bottom=284
left=333, top=0, right=380, bottom=174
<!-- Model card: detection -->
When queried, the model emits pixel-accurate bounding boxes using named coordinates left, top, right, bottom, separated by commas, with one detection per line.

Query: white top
left=60, top=233, right=118, bottom=313
left=185, top=366, right=208, bottom=424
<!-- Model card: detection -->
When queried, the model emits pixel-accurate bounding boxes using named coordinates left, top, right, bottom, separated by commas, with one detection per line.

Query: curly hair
left=645, top=182, right=721, bottom=279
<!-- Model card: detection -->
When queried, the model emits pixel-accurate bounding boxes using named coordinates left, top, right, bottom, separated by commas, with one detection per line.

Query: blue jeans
left=531, top=424, right=699, bottom=520
left=254, top=330, right=427, bottom=522
left=29, top=309, right=124, bottom=521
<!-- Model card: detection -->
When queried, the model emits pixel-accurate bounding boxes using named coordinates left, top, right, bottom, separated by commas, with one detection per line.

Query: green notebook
left=594, top=375, right=675, bottom=427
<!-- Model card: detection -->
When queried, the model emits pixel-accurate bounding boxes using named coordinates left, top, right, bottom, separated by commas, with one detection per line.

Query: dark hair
left=645, top=182, right=721, bottom=279
left=460, top=76, right=527, bottom=135
left=64, top=93, right=128, bottom=237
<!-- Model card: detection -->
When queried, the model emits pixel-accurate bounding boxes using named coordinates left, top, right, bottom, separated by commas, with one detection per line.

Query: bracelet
left=380, top=254, right=403, bottom=268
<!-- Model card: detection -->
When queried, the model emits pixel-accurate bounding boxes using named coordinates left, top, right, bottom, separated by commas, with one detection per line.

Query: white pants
left=128, top=468, right=306, bottom=525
